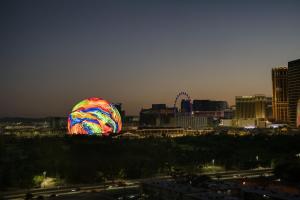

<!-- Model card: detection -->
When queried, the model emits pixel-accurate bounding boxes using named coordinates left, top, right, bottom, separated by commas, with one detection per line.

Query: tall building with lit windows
left=272, top=67, right=288, bottom=123
left=288, top=59, right=300, bottom=128
left=235, top=95, right=268, bottom=119
left=234, top=95, right=272, bottom=128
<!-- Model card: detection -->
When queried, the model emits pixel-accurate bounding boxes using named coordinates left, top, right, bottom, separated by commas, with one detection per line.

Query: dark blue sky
left=1, top=0, right=300, bottom=117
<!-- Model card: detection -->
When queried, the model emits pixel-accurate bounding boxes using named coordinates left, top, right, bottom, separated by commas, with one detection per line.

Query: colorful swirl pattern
left=68, top=97, right=122, bottom=135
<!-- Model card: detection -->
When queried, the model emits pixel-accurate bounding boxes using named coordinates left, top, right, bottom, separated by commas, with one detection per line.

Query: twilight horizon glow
left=67, top=97, right=122, bottom=135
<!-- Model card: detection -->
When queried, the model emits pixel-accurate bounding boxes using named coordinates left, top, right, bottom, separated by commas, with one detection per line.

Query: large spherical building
left=67, top=97, right=122, bottom=135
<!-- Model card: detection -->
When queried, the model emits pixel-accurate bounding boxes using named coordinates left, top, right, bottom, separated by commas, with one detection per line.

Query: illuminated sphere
left=68, top=97, right=122, bottom=135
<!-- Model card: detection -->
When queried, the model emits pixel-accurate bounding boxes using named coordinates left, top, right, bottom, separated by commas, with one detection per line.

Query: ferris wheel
left=174, top=92, right=192, bottom=114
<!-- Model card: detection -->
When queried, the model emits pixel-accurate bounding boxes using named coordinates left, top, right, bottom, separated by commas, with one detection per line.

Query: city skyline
left=1, top=0, right=300, bottom=117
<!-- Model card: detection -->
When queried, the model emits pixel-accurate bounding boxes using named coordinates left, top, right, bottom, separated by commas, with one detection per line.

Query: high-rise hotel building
left=235, top=95, right=269, bottom=119
left=272, top=67, right=288, bottom=123
left=288, top=59, right=300, bottom=128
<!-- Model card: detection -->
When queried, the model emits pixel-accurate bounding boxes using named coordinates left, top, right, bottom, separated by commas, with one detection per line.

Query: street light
left=42, top=171, right=47, bottom=188
left=43, top=171, right=47, bottom=179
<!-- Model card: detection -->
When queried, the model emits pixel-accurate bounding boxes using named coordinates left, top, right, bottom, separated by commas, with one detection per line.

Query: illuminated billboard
left=68, top=97, right=122, bottom=135
left=297, top=99, right=300, bottom=128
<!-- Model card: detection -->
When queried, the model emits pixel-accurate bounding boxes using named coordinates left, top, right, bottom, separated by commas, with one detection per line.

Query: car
left=117, top=181, right=127, bottom=187
left=25, top=192, right=33, bottom=200
left=263, top=194, right=271, bottom=199
left=127, top=194, right=139, bottom=199
left=71, top=187, right=80, bottom=192
left=49, top=194, right=58, bottom=198
left=107, top=185, right=114, bottom=189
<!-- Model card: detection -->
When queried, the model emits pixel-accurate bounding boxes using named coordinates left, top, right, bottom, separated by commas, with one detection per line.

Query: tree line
left=1, top=134, right=300, bottom=189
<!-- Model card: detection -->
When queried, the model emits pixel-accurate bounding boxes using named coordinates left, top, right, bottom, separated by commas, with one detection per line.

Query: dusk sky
left=1, top=0, right=300, bottom=117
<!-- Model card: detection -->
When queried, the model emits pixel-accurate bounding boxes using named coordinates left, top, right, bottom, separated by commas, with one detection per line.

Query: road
left=2, top=168, right=273, bottom=200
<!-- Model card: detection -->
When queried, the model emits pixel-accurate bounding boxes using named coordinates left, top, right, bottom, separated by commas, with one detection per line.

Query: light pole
left=43, top=171, right=47, bottom=188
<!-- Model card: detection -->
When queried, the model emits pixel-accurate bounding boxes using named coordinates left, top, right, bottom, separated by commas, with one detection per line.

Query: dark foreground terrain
left=1, top=133, right=300, bottom=190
